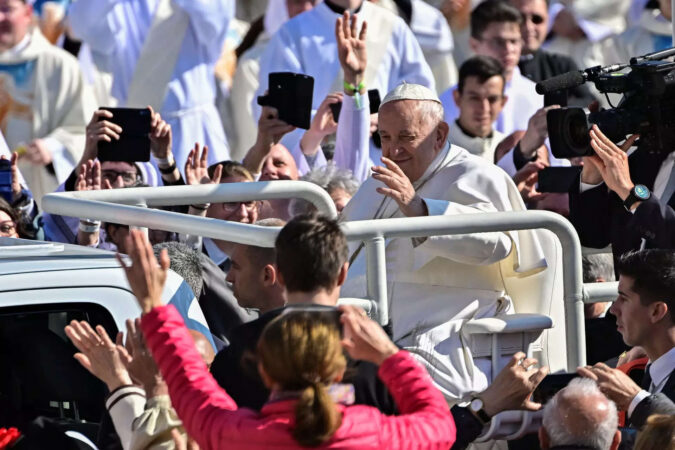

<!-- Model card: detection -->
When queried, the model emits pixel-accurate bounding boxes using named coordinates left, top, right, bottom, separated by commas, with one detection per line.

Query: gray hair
left=543, top=378, right=618, bottom=450
left=583, top=253, right=616, bottom=283
left=289, top=163, right=360, bottom=216
left=416, top=100, right=445, bottom=128
left=153, top=241, right=204, bottom=297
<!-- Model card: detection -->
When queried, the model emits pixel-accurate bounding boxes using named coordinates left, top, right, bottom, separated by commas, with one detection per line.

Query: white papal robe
left=0, top=28, right=93, bottom=203
left=68, top=0, right=233, bottom=171
left=255, top=0, right=435, bottom=161
left=340, top=141, right=546, bottom=401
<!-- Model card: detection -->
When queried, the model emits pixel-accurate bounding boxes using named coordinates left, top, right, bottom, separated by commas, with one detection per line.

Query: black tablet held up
left=97, top=107, right=152, bottom=163
left=538, top=166, right=582, bottom=193
left=257, top=72, right=314, bottom=129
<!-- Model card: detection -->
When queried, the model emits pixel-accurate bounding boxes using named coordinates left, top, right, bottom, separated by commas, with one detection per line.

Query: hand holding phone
left=97, top=107, right=151, bottom=163
left=257, top=72, right=314, bottom=129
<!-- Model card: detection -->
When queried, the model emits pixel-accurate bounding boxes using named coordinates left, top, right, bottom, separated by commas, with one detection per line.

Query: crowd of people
left=0, top=0, right=674, bottom=449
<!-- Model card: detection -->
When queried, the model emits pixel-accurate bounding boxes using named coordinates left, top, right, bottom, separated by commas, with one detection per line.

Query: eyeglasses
left=524, top=13, right=545, bottom=25
left=222, top=201, right=258, bottom=213
left=101, top=170, right=139, bottom=184
left=0, top=220, right=16, bottom=236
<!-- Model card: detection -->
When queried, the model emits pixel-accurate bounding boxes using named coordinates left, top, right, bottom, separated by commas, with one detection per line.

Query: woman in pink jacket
left=120, top=230, right=456, bottom=449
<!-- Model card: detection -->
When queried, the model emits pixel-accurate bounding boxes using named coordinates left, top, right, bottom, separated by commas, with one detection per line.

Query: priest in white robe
left=0, top=1, right=93, bottom=204
left=67, top=0, right=234, bottom=173
left=255, top=0, right=435, bottom=165
left=340, top=82, right=546, bottom=402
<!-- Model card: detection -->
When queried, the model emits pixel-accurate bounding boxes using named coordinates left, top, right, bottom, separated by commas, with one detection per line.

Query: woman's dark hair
left=0, top=197, right=34, bottom=239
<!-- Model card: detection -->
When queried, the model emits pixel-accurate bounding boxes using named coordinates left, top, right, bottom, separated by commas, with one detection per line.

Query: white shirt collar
left=4, top=32, right=31, bottom=58
left=649, top=346, right=675, bottom=392
left=203, top=238, right=229, bottom=267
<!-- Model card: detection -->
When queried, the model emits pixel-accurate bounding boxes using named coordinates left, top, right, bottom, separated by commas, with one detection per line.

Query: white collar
left=3, top=33, right=31, bottom=58
left=203, top=238, right=229, bottom=266
left=648, top=346, right=675, bottom=392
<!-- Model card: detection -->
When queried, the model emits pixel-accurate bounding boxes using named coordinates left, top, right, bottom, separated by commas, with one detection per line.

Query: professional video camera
left=535, top=47, right=675, bottom=158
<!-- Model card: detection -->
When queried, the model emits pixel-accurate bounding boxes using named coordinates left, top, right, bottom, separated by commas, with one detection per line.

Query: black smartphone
left=281, top=304, right=343, bottom=336
left=532, top=373, right=579, bottom=404
left=258, top=72, right=314, bottom=129
left=0, top=159, right=12, bottom=203
left=538, top=166, right=582, bottom=193
left=329, top=89, right=382, bottom=123
left=97, top=107, right=152, bottom=163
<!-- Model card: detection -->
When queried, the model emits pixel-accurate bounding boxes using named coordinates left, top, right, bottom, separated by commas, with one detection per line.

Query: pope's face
left=453, top=75, right=506, bottom=138
left=0, top=0, right=32, bottom=52
left=378, top=100, right=448, bottom=183
left=471, top=22, right=522, bottom=78
left=511, top=0, right=548, bottom=53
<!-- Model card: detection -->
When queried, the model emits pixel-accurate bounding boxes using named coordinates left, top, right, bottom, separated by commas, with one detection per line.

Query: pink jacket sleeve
left=376, top=351, right=457, bottom=449
left=141, top=305, right=254, bottom=450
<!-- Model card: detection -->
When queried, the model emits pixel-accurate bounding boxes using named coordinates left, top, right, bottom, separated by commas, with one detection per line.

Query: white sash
left=125, top=0, right=189, bottom=110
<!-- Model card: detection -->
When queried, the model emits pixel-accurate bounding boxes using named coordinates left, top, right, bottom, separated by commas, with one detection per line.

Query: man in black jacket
left=511, top=0, right=596, bottom=107
left=578, top=250, right=675, bottom=446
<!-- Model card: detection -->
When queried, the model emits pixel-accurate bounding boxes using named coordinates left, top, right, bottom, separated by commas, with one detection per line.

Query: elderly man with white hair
left=539, top=377, right=621, bottom=450
left=340, top=81, right=546, bottom=403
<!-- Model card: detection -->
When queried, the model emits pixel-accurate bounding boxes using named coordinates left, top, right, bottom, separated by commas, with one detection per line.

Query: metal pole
left=583, top=281, right=619, bottom=304
left=365, top=236, right=388, bottom=325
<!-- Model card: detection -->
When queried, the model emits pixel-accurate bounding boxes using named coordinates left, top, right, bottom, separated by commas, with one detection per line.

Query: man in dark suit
left=578, top=250, right=675, bottom=438
left=569, top=126, right=675, bottom=263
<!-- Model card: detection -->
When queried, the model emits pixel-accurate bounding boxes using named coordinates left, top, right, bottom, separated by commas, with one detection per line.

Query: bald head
left=540, top=378, right=620, bottom=450
left=189, top=330, right=215, bottom=367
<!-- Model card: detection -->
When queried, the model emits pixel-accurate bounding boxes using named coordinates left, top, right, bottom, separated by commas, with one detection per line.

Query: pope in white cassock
left=340, top=82, right=547, bottom=402
left=68, top=0, right=234, bottom=172
left=255, top=0, right=435, bottom=168
left=0, top=0, right=93, bottom=203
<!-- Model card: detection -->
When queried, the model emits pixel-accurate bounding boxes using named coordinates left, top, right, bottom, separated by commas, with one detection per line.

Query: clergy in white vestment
left=68, top=0, right=234, bottom=173
left=340, top=82, right=546, bottom=402
left=255, top=0, right=435, bottom=165
left=0, top=0, right=93, bottom=204
left=448, top=55, right=506, bottom=163
left=439, top=0, right=541, bottom=138
left=228, top=0, right=320, bottom=162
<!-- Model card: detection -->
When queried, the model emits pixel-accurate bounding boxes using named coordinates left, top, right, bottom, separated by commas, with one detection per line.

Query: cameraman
left=569, top=124, right=675, bottom=258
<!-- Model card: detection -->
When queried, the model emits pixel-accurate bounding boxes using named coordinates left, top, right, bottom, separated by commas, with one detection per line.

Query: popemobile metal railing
left=43, top=181, right=619, bottom=370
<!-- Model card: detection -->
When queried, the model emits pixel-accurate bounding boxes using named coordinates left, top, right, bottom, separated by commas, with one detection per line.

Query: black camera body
left=546, top=53, right=675, bottom=158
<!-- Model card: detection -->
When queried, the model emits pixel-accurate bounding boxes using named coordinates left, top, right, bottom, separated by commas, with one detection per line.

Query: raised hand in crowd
left=242, top=105, right=295, bottom=176
left=518, top=105, right=560, bottom=160
left=0, top=152, right=25, bottom=203
left=74, top=160, right=109, bottom=246
left=148, top=106, right=181, bottom=183
left=514, top=160, right=548, bottom=205
left=577, top=362, right=643, bottom=410
left=479, top=352, right=549, bottom=417
left=79, top=109, right=122, bottom=167
left=336, top=11, right=367, bottom=89
left=64, top=320, right=133, bottom=392
left=339, top=305, right=399, bottom=366
left=583, top=125, right=640, bottom=204
left=22, top=139, right=52, bottom=166
left=299, top=93, right=342, bottom=156
left=123, top=318, right=167, bottom=397
left=184, top=143, right=222, bottom=186
left=372, top=156, right=427, bottom=217
left=117, top=229, right=169, bottom=314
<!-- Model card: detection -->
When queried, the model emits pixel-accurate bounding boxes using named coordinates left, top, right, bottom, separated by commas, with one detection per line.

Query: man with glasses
left=511, top=0, right=595, bottom=107
left=440, top=0, right=541, bottom=138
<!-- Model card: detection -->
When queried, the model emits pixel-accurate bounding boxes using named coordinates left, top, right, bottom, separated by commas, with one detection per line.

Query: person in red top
left=118, top=225, right=457, bottom=449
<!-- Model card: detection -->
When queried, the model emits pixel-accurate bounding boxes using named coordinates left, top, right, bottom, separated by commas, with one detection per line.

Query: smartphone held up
left=97, top=107, right=152, bottom=163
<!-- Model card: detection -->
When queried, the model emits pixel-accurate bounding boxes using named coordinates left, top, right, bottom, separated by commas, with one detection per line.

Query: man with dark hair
left=440, top=0, right=541, bottom=139
left=449, top=56, right=507, bottom=162
left=210, top=214, right=379, bottom=411
left=578, top=249, right=675, bottom=436
left=511, top=0, right=596, bottom=107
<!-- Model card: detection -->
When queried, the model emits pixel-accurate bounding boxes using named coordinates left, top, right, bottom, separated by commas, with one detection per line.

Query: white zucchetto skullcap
left=380, top=82, right=441, bottom=110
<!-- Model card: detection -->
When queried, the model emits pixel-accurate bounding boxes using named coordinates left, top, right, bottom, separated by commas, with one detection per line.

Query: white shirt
left=628, top=346, right=675, bottom=417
